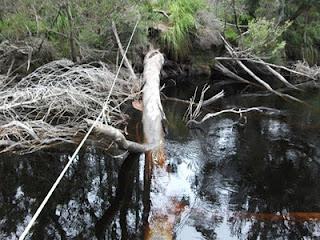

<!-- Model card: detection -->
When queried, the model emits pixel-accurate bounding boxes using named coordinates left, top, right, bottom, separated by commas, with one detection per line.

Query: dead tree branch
left=86, top=119, right=153, bottom=152
left=162, top=89, right=224, bottom=106
left=217, top=34, right=304, bottom=103
left=187, top=107, right=280, bottom=125
left=112, top=21, right=137, bottom=80
left=215, top=57, right=316, bottom=80
left=0, top=60, right=141, bottom=153
left=183, top=87, right=225, bottom=122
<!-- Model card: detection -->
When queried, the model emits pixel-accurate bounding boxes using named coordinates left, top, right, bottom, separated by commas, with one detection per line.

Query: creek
left=0, top=88, right=320, bottom=239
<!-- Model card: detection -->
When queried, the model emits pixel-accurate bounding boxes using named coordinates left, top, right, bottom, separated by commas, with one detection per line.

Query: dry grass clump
left=294, top=61, right=320, bottom=80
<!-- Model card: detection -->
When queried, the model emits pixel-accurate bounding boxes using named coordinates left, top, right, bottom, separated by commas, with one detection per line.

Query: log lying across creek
left=89, top=49, right=166, bottom=157
left=91, top=49, right=181, bottom=240
left=142, top=50, right=185, bottom=240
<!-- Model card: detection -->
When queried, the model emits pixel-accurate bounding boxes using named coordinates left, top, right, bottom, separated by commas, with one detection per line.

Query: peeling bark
left=141, top=50, right=188, bottom=240
left=142, top=49, right=166, bottom=165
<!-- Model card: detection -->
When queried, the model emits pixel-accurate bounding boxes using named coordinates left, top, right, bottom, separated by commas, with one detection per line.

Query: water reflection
left=189, top=114, right=320, bottom=239
left=0, top=93, right=320, bottom=239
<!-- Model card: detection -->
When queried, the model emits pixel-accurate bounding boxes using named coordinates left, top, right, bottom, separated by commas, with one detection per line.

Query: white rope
left=19, top=20, right=139, bottom=240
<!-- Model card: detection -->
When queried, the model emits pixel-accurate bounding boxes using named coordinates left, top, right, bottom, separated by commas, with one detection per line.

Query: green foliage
left=0, top=13, right=38, bottom=40
left=224, top=26, right=238, bottom=43
left=254, top=0, right=281, bottom=19
left=244, top=0, right=260, bottom=17
left=244, top=0, right=320, bottom=64
left=0, top=0, right=145, bottom=58
left=0, top=0, right=55, bottom=41
left=78, top=29, right=103, bottom=48
left=1, top=0, right=319, bottom=64
left=0, top=0, right=205, bottom=61
left=284, top=6, right=320, bottom=64
left=214, top=0, right=319, bottom=64
left=240, top=18, right=290, bottom=62
left=238, top=13, right=253, bottom=25
left=154, top=0, right=205, bottom=59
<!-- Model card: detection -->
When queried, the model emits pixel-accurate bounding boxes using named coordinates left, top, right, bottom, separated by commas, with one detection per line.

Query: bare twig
left=112, top=21, right=137, bottom=80
left=163, top=90, right=224, bottom=107
left=187, top=107, right=279, bottom=125
left=153, top=9, right=170, bottom=18
left=1, top=121, right=39, bottom=140
left=215, top=56, right=316, bottom=80
left=183, top=86, right=225, bottom=122
left=202, top=90, right=225, bottom=107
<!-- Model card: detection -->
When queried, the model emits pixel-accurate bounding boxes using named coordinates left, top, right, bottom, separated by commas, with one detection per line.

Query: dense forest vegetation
left=1, top=0, right=319, bottom=71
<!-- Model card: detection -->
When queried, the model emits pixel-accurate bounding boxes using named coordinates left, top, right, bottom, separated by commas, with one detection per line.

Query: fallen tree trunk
left=142, top=49, right=166, bottom=153
left=141, top=50, right=166, bottom=233
left=141, top=49, right=189, bottom=240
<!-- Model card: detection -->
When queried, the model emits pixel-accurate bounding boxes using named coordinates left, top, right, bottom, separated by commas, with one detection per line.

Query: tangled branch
left=0, top=60, right=140, bottom=153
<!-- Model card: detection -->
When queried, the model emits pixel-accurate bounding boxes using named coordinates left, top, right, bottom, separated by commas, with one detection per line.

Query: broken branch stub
left=86, top=119, right=153, bottom=153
